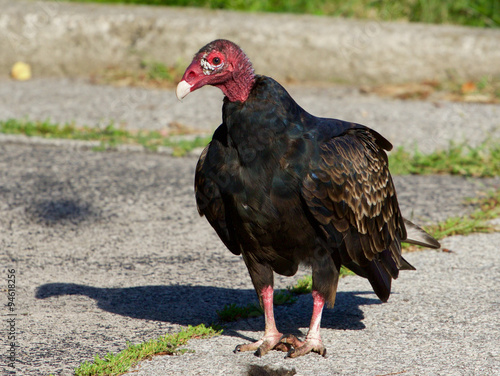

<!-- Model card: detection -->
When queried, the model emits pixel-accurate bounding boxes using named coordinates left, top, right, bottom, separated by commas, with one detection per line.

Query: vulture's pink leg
left=233, top=286, right=290, bottom=356
left=283, top=290, right=327, bottom=358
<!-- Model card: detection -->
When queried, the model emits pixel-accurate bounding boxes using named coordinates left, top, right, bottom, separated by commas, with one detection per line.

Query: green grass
left=0, top=119, right=211, bottom=156
left=426, top=189, right=500, bottom=239
left=168, top=136, right=211, bottom=156
left=402, top=188, right=500, bottom=252
left=143, top=60, right=175, bottom=81
left=62, top=0, right=500, bottom=27
left=442, top=74, right=500, bottom=102
left=388, top=141, right=500, bottom=177
left=216, top=290, right=298, bottom=322
left=74, top=324, right=221, bottom=376
left=286, top=275, right=314, bottom=295
left=286, top=267, right=355, bottom=295
left=216, top=302, right=264, bottom=322
left=425, top=214, right=494, bottom=239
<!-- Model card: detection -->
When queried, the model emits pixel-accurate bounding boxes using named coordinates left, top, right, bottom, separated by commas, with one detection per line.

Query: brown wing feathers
left=303, top=129, right=405, bottom=270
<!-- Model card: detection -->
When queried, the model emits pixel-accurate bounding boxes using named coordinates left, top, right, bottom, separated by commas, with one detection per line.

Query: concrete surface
left=1, top=0, right=500, bottom=84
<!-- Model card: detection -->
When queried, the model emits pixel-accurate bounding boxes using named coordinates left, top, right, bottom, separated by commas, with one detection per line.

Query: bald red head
left=176, top=39, right=256, bottom=103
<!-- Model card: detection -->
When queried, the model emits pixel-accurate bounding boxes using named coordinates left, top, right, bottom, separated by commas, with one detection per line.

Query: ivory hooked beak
left=176, top=80, right=193, bottom=101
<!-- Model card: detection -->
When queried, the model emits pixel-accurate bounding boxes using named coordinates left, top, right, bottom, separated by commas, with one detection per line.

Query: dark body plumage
left=195, top=76, right=427, bottom=306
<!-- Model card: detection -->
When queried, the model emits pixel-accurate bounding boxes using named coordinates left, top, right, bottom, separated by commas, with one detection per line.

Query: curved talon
left=254, top=347, right=263, bottom=357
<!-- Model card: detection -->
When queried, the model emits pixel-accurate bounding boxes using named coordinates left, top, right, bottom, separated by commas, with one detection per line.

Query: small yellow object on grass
left=11, top=62, right=32, bottom=81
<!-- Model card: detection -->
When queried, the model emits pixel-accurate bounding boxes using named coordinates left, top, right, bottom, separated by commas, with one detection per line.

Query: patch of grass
left=388, top=141, right=500, bottom=177
left=216, top=302, right=264, bottom=322
left=74, top=324, right=221, bottom=376
left=403, top=189, right=500, bottom=251
left=425, top=214, right=495, bottom=240
left=273, top=289, right=299, bottom=305
left=167, top=136, right=211, bottom=157
left=427, top=189, right=500, bottom=239
left=144, top=60, right=174, bottom=81
left=62, top=0, right=500, bottom=28
left=0, top=119, right=211, bottom=156
left=287, top=275, right=313, bottom=295
left=286, top=267, right=355, bottom=296
left=468, top=188, right=500, bottom=216
left=216, top=290, right=297, bottom=322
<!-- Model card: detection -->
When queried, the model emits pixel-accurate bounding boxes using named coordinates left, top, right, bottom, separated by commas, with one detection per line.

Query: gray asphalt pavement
left=0, top=76, right=499, bottom=375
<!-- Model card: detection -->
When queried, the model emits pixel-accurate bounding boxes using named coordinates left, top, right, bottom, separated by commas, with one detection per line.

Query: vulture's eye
left=212, top=57, right=221, bottom=65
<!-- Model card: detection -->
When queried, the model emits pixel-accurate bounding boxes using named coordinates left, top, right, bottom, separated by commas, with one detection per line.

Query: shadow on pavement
left=35, top=283, right=380, bottom=333
left=27, top=198, right=98, bottom=225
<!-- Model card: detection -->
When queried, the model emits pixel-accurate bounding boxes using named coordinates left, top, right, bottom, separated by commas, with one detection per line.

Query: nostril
left=186, top=70, right=196, bottom=81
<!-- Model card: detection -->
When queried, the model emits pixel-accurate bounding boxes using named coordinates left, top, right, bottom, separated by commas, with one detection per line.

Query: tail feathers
left=403, top=218, right=440, bottom=249
left=339, top=218, right=437, bottom=303
left=379, top=248, right=400, bottom=279
left=365, top=259, right=391, bottom=302
left=362, top=246, right=415, bottom=303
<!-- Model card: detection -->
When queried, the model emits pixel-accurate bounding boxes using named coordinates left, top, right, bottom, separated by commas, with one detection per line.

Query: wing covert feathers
left=302, top=129, right=405, bottom=267
left=302, top=127, right=439, bottom=302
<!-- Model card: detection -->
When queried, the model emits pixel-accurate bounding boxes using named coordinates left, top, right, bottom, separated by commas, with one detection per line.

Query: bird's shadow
left=36, top=283, right=380, bottom=339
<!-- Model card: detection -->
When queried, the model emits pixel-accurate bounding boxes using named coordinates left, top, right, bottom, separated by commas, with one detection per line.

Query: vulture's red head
left=176, top=39, right=255, bottom=103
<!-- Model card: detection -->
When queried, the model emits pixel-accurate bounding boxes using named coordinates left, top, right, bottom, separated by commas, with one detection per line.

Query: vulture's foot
left=233, top=332, right=291, bottom=357
left=281, top=334, right=327, bottom=358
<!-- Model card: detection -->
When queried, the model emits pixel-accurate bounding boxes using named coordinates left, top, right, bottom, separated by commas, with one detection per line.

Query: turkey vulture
left=176, top=39, right=440, bottom=358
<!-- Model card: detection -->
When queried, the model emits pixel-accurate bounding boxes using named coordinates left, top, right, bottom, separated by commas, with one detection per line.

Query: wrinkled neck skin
left=215, top=51, right=256, bottom=103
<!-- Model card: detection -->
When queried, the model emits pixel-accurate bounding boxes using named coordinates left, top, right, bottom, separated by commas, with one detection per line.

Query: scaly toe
left=280, top=333, right=304, bottom=348
left=254, top=337, right=284, bottom=357
left=285, top=338, right=327, bottom=358
left=234, top=339, right=263, bottom=354
left=273, top=342, right=292, bottom=352
left=234, top=333, right=284, bottom=357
